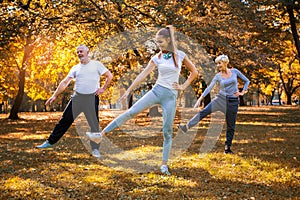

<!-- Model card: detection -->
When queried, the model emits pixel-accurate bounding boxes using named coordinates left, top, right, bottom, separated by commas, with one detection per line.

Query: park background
left=0, top=0, right=300, bottom=199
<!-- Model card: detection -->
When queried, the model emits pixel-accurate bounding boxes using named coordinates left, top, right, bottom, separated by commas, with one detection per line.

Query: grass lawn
left=0, top=106, right=299, bottom=199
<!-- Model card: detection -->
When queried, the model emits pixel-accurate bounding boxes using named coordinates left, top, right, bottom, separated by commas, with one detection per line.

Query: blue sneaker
left=36, top=140, right=53, bottom=149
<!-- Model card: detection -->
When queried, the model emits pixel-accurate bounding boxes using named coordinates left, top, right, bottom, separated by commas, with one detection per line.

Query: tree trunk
left=148, top=106, right=162, bottom=117
left=239, top=87, right=246, bottom=106
left=8, top=69, right=25, bottom=119
left=201, top=79, right=211, bottom=107
left=8, top=37, right=33, bottom=119
left=128, top=94, right=133, bottom=109
left=286, top=2, right=300, bottom=59
left=203, top=94, right=211, bottom=107
left=278, top=88, right=283, bottom=105
left=287, top=94, right=292, bottom=105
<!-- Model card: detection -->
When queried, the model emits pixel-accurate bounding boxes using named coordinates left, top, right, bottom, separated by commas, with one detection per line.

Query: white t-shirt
left=67, top=60, right=108, bottom=94
left=151, top=50, right=186, bottom=90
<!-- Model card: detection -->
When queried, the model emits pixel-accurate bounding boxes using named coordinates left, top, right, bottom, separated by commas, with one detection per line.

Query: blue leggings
left=104, top=84, right=177, bottom=161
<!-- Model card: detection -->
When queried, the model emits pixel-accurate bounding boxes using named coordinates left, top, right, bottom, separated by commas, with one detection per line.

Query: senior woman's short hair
left=215, top=54, right=229, bottom=64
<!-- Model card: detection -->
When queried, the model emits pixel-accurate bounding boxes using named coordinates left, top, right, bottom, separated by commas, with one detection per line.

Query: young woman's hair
left=215, top=54, right=229, bottom=64
left=157, top=25, right=178, bottom=67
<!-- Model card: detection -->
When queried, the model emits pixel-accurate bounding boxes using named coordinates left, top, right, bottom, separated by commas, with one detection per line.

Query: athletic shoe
left=177, top=124, right=188, bottom=134
left=160, top=165, right=171, bottom=176
left=36, top=140, right=53, bottom=149
left=86, top=132, right=103, bottom=144
left=224, top=148, right=234, bottom=154
left=92, top=149, right=101, bottom=158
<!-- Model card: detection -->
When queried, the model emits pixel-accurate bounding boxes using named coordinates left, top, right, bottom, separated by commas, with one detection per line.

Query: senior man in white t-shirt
left=36, top=45, right=113, bottom=158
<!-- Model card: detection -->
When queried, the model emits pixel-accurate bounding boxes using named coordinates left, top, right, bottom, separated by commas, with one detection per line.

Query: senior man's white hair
left=215, top=54, right=229, bottom=64
left=77, top=44, right=89, bottom=52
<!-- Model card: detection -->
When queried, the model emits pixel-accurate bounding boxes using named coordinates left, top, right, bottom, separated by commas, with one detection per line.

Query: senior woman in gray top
left=178, top=54, right=250, bottom=154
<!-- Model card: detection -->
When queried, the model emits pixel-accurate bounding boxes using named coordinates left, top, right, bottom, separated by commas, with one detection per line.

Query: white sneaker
left=92, top=149, right=101, bottom=158
left=86, top=132, right=103, bottom=144
left=160, top=165, right=171, bottom=176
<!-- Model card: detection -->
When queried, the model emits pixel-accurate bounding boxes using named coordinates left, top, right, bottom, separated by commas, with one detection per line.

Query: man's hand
left=45, top=96, right=56, bottom=105
left=193, top=97, right=203, bottom=108
left=95, top=88, right=105, bottom=96
left=45, top=76, right=72, bottom=105
left=119, top=90, right=130, bottom=102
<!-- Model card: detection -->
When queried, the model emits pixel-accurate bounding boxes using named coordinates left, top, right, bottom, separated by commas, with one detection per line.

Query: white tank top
left=151, top=50, right=186, bottom=90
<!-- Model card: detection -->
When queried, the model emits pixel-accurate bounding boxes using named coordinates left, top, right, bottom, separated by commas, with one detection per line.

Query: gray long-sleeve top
left=200, top=68, right=250, bottom=98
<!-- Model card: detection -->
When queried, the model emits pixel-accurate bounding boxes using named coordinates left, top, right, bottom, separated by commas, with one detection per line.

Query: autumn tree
left=0, top=0, right=68, bottom=119
left=2, top=0, right=299, bottom=120
left=242, top=0, right=300, bottom=104
left=1, top=17, right=43, bottom=119
left=0, top=0, right=114, bottom=118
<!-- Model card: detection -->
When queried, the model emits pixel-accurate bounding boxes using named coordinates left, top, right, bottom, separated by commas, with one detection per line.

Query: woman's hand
left=172, top=82, right=184, bottom=91
left=234, top=90, right=245, bottom=97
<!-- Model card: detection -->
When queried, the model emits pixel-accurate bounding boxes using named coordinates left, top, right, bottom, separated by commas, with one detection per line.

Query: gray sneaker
left=160, top=165, right=171, bottom=176
left=92, top=149, right=101, bottom=158
left=36, top=140, right=53, bottom=149
left=178, top=124, right=188, bottom=134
